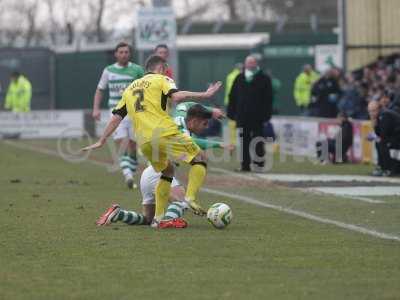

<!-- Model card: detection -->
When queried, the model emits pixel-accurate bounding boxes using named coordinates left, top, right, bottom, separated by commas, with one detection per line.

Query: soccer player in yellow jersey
left=83, top=55, right=222, bottom=228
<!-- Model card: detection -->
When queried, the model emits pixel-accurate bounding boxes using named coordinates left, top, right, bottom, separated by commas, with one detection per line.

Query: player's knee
left=128, top=139, right=136, bottom=148
left=161, top=162, right=175, bottom=178
left=190, top=159, right=207, bottom=169
left=190, top=152, right=207, bottom=168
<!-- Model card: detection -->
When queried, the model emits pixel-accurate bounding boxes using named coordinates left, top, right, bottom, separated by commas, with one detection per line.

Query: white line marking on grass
left=210, top=167, right=396, bottom=203
left=255, top=173, right=400, bottom=184
left=307, top=186, right=400, bottom=197
left=210, top=166, right=400, bottom=184
left=302, top=189, right=386, bottom=204
left=3, top=141, right=399, bottom=242
left=201, top=187, right=400, bottom=242
left=338, top=195, right=385, bottom=204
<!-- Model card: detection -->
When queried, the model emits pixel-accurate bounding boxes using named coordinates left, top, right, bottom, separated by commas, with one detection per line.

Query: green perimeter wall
left=179, top=49, right=249, bottom=107
left=54, top=33, right=337, bottom=115
left=259, top=33, right=337, bottom=115
left=55, top=51, right=110, bottom=109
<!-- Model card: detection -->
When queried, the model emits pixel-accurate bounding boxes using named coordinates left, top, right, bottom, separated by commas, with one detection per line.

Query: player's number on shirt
left=133, top=89, right=145, bottom=112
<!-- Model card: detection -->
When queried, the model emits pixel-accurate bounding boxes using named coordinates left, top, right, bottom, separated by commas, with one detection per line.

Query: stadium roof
left=53, top=33, right=269, bottom=53
left=177, top=33, right=269, bottom=50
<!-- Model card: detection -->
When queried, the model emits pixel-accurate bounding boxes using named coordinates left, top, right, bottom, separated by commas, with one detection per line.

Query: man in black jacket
left=310, top=68, right=342, bottom=118
left=227, top=55, right=273, bottom=171
left=368, top=101, right=400, bottom=176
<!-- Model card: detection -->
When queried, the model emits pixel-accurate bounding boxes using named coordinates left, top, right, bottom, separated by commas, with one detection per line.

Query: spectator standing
left=227, top=55, right=273, bottom=172
left=4, top=71, right=32, bottom=112
left=293, top=64, right=319, bottom=115
left=338, top=74, right=368, bottom=119
left=368, top=101, right=400, bottom=176
left=310, top=68, right=342, bottom=118
left=382, top=90, right=400, bottom=113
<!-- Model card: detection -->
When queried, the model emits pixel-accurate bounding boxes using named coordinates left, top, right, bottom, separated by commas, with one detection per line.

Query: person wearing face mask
left=227, top=55, right=273, bottom=172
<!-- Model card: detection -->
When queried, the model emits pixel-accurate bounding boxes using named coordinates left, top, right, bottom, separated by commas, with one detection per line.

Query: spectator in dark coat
left=227, top=55, right=273, bottom=172
left=310, top=68, right=342, bottom=118
left=338, top=74, right=368, bottom=119
left=383, top=90, right=400, bottom=114
left=368, top=101, right=400, bottom=176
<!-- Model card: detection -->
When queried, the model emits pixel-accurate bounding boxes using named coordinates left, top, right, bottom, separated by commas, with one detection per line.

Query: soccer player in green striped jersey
left=92, top=42, right=144, bottom=189
left=95, top=102, right=233, bottom=228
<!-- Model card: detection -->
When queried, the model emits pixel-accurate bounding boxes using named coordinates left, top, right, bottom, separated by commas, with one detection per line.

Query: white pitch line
left=338, top=195, right=385, bottom=204
left=201, top=187, right=400, bottom=242
left=307, top=186, right=400, bottom=197
left=211, top=166, right=400, bottom=184
left=9, top=143, right=384, bottom=204
left=3, top=141, right=399, bottom=242
left=303, top=189, right=386, bottom=204
left=255, top=173, right=400, bottom=184
left=210, top=166, right=393, bottom=204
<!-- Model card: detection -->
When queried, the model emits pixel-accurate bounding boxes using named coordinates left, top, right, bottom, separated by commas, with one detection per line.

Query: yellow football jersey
left=113, top=73, right=179, bottom=145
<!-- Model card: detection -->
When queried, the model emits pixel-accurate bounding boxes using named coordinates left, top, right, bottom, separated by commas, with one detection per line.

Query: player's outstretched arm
left=92, top=89, right=104, bottom=121
left=170, top=81, right=222, bottom=103
left=81, top=114, right=122, bottom=151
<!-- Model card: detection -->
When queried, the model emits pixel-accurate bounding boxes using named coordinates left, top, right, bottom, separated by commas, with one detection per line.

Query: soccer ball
left=207, top=203, right=233, bottom=229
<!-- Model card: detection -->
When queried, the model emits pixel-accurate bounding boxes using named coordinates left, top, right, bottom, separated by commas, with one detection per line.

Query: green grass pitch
left=1, top=140, right=400, bottom=300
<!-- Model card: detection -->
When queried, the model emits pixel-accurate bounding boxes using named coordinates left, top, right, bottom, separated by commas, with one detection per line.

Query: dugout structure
left=342, top=0, right=400, bottom=71
left=0, top=48, right=54, bottom=109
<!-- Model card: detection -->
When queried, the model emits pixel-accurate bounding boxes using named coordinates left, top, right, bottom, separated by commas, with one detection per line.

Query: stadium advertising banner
left=272, top=118, right=319, bottom=157
left=0, top=111, right=84, bottom=139
left=135, top=7, right=176, bottom=50
left=272, top=117, right=364, bottom=162
left=318, top=121, right=362, bottom=162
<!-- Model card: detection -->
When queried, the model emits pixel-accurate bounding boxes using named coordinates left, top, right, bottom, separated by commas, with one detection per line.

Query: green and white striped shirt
left=97, top=62, right=144, bottom=108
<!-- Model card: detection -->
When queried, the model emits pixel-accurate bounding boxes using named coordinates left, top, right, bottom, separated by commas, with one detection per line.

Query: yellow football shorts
left=140, top=132, right=201, bottom=172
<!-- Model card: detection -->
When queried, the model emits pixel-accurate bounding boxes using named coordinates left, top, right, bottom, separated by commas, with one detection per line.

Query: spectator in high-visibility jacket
left=293, top=64, right=319, bottom=114
left=224, top=63, right=242, bottom=147
left=4, top=72, right=32, bottom=112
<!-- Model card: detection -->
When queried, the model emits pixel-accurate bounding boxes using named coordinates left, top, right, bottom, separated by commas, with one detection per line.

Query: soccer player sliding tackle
left=95, top=103, right=232, bottom=228
left=82, top=55, right=222, bottom=228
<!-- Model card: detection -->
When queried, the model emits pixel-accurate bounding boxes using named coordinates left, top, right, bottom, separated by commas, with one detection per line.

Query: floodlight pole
left=338, top=0, right=347, bottom=71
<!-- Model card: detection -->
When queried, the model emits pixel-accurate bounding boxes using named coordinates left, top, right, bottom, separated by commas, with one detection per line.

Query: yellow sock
left=155, top=176, right=172, bottom=220
left=185, top=163, right=207, bottom=202
left=229, top=120, right=237, bottom=146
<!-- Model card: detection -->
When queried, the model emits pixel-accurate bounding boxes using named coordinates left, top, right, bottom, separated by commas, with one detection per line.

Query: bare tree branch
left=225, top=0, right=238, bottom=20
left=95, top=0, right=106, bottom=42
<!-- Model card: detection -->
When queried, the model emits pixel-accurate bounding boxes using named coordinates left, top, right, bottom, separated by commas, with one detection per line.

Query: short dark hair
left=145, top=55, right=166, bottom=71
left=155, top=44, right=169, bottom=51
left=115, top=42, right=132, bottom=53
left=187, top=104, right=212, bottom=121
